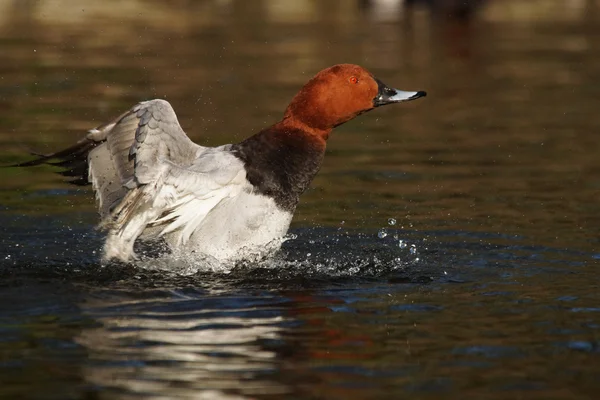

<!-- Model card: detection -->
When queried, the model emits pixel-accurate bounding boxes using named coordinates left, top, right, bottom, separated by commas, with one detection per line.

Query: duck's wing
left=11, top=99, right=202, bottom=218
left=98, top=145, right=248, bottom=261
left=142, top=148, right=248, bottom=246
left=10, top=133, right=106, bottom=186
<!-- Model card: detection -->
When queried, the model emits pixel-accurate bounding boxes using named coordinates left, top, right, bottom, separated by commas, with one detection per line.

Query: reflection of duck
left=12, top=64, right=425, bottom=264
left=76, top=293, right=292, bottom=397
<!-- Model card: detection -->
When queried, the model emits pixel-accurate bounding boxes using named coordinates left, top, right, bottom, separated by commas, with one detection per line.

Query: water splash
left=130, top=228, right=422, bottom=279
left=376, top=218, right=421, bottom=263
left=410, top=244, right=417, bottom=255
left=0, top=214, right=427, bottom=283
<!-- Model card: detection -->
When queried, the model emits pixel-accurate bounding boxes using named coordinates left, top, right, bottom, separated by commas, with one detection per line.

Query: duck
left=12, top=64, right=426, bottom=263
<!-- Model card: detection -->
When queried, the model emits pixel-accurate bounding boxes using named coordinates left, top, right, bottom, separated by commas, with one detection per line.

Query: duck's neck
left=278, top=114, right=332, bottom=141
left=232, top=119, right=331, bottom=212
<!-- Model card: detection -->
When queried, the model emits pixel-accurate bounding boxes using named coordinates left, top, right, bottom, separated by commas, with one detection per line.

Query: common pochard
left=13, top=64, right=426, bottom=263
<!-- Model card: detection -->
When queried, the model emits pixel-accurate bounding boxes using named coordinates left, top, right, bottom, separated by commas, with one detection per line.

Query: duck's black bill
left=373, top=78, right=427, bottom=107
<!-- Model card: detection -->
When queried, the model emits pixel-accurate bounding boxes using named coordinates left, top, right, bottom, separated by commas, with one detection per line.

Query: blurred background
left=1, top=0, right=599, bottom=249
left=1, top=1, right=600, bottom=399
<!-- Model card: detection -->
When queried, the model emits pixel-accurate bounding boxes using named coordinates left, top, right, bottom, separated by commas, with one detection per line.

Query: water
left=1, top=0, right=600, bottom=398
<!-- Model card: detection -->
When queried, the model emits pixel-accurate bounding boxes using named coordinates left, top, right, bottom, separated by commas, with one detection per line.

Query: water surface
left=1, top=0, right=599, bottom=398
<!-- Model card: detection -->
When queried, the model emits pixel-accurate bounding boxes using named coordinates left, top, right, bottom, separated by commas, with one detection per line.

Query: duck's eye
left=349, top=76, right=359, bottom=84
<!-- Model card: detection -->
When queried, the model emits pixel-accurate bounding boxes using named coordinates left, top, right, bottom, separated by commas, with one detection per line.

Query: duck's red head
left=282, top=64, right=426, bottom=139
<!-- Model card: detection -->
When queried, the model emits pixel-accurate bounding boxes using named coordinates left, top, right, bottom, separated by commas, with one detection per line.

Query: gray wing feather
left=12, top=99, right=202, bottom=222
left=107, top=99, right=199, bottom=188
left=88, top=143, right=127, bottom=217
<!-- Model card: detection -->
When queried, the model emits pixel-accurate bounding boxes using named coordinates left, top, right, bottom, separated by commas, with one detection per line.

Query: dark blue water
left=1, top=211, right=599, bottom=399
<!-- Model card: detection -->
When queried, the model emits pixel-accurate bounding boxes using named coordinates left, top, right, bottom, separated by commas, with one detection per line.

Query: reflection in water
left=3, top=244, right=600, bottom=399
left=77, top=293, right=292, bottom=397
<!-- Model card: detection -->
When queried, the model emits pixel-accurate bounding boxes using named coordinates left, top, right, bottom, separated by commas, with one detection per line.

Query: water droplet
left=388, top=218, right=396, bottom=226
left=399, top=240, right=407, bottom=249
left=378, top=229, right=388, bottom=239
